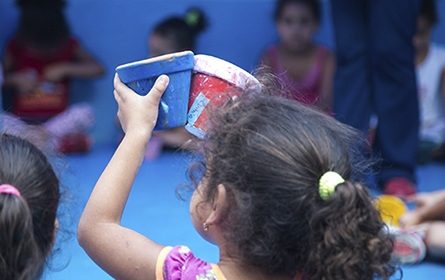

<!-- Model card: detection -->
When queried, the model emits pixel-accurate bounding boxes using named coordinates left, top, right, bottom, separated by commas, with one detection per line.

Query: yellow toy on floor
left=374, top=195, right=407, bottom=227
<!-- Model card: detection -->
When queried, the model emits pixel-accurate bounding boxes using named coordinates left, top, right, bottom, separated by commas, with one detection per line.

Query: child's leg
left=431, top=142, right=445, bottom=162
left=44, top=103, right=95, bottom=153
left=1, top=113, right=50, bottom=151
left=391, top=227, right=426, bottom=264
left=425, top=221, right=445, bottom=260
left=44, top=102, right=95, bottom=138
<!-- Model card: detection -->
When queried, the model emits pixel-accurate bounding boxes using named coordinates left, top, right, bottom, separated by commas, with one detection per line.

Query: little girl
left=144, top=8, right=208, bottom=160
left=2, top=0, right=104, bottom=154
left=413, top=0, right=445, bottom=164
left=260, top=0, right=335, bottom=112
left=0, top=133, right=62, bottom=280
left=78, top=71, right=395, bottom=280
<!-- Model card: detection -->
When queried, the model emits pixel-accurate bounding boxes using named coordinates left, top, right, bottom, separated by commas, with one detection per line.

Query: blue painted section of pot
left=115, top=51, right=194, bottom=131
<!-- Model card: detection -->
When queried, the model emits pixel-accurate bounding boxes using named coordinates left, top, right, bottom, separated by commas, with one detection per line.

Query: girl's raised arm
left=77, top=74, right=169, bottom=280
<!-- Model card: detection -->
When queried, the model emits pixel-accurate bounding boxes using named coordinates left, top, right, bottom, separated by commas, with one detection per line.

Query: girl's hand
left=399, top=210, right=423, bottom=228
left=406, top=192, right=441, bottom=211
left=113, top=73, right=169, bottom=138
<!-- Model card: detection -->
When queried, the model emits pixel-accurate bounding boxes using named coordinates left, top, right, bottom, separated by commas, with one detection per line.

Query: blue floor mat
left=45, top=144, right=445, bottom=280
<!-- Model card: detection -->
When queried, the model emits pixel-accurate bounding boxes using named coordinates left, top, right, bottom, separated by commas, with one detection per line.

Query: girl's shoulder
left=63, top=35, right=81, bottom=50
left=259, top=43, right=279, bottom=68
left=5, top=36, right=24, bottom=56
left=313, top=44, right=335, bottom=67
left=314, top=44, right=333, bottom=57
left=157, top=246, right=226, bottom=280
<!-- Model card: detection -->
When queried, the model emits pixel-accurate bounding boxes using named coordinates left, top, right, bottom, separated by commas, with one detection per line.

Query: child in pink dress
left=260, top=0, right=335, bottom=113
left=78, top=70, right=396, bottom=280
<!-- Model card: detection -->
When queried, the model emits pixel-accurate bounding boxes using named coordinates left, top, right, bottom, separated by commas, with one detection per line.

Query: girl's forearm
left=65, top=62, right=104, bottom=78
left=80, top=131, right=150, bottom=226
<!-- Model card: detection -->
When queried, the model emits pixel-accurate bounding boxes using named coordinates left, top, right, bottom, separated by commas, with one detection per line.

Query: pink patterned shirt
left=156, top=246, right=227, bottom=280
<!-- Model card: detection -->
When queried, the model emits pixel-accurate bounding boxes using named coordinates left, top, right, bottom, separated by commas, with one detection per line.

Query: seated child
left=393, top=189, right=445, bottom=263
left=414, top=0, right=445, bottom=164
left=77, top=72, right=396, bottom=280
left=0, top=133, right=62, bottom=279
left=2, top=0, right=104, bottom=154
left=144, top=8, right=208, bottom=160
left=259, top=0, right=335, bottom=113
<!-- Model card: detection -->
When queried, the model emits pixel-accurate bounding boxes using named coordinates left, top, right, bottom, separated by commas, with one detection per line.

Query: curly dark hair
left=185, top=73, right=396, bottom=279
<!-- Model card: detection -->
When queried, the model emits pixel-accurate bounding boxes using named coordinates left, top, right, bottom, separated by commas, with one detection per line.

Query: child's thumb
left=147, top=75, right=169, bottom=103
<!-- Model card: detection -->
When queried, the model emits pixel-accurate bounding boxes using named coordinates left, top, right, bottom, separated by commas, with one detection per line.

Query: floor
left=44, top=144, right=445, bottom=280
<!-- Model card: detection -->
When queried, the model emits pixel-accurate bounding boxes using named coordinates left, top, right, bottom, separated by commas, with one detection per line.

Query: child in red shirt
left=2, top=0, right=104, bottom=153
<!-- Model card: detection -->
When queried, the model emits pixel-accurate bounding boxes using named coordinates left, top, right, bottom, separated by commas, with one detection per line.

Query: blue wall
left=1, top=0, right=444, bottom=144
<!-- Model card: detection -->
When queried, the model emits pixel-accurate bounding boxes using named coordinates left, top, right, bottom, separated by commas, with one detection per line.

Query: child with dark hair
left=386, top=0, right=445, bottom=265
left=144, top=8, right=208, bottom=160
left=149, top=8, right=208, bottom=57
left=2, top=0, right=104, bottom=154
left=259, top=0, right=335, bottom=112
left=413, top=0, right=445, bottom=164
left=78, top=72, right=395, bottom=280
left=0, top=133, right=61, bottom=280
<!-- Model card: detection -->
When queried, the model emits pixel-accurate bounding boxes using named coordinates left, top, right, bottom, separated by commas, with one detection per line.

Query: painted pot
left=116, top=51, right=194, bottom=131
left=186, top=54, right=262, bottom=138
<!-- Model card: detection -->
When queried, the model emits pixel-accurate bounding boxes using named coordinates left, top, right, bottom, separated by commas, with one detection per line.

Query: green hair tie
left=185, top=10, right=199, bottom=27
left=319, top=171, right=345, bottom=200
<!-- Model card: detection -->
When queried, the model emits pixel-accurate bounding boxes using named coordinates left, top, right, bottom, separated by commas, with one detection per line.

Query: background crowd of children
left=1, top=0, right=445, bottom=279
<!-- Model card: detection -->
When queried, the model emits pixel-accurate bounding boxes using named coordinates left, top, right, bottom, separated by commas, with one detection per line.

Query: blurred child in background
left=2, top=0, right=104, bottom=154
left=259, top=0, right=335, bottom=113
left=395, top=189, right=445, bottom=264
left=414, top=0, right=445, bottom=164
left=388, top=0, right=445, bottom=265
left=145, top=8, right=208, bottom=160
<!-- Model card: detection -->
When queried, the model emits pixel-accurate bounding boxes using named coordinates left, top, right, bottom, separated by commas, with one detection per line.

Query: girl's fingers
left=145, top=75, right=169, bottom=103
left=113, top=90, right=121, bottom=104
left=113, top=73, right=130, bottom=101
left=114, top=73, right=169, bottom=105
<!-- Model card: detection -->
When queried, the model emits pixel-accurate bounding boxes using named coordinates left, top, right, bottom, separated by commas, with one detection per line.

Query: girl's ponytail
left=184, top=8, right=208, bottom=37
left=0, top=188, right=44, bottom=280
left=306, top=179, right=396, bottom=280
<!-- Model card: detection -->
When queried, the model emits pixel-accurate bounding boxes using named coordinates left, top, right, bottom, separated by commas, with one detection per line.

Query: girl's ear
left=205, top=184, right=227, bottom=225
left=51, top=218, right=59, bottom=251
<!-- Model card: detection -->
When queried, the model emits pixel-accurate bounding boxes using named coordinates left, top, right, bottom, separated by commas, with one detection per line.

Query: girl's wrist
left=123, top=128, right=152, bottom=144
